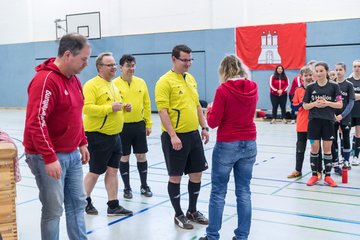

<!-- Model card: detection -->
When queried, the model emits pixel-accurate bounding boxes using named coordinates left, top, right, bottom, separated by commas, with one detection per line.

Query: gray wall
left=0, top=18, right=359, bottom=110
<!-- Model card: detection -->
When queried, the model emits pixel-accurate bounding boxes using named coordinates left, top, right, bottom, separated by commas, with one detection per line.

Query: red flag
left=236, top=23, right=306, bottom=70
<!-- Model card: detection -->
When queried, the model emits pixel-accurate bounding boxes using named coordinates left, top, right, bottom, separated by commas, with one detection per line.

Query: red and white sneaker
left=306, top=176, right=319, bottom=186
left=324, top=176, right=338, bottom=187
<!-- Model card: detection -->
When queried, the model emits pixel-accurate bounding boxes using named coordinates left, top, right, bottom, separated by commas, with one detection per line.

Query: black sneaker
left=174, top=214, right=193, bottom=229
left=107, top=205, right=133, bottom=216
left=186, top=211, right=208, bottom=225
left=123, top=188, right=133, bottom=199
left=334, top=166, right=342, bottom=176
left=198, top=236, right=208, bottom=240
left=233, top=237, right=237, bottom=240
left=85, top=202, right=98, bottom=215
left=140, top=186, right=153, bottom=197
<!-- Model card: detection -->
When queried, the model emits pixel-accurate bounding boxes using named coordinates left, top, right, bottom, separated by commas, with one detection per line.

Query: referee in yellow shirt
left=114, top=54, right=153, bottom=199
left=82, top=52, right=133, bottom=216
left=155, top=45, right=209, bottom=230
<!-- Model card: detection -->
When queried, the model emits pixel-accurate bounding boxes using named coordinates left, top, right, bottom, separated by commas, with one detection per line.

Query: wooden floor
left=1, top=109, right=360, bottom=240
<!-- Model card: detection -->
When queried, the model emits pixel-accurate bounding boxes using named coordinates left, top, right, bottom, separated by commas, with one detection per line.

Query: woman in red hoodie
left=199, top=55, right=258, bottom=240
left=269, top=65, right=289, bottom=124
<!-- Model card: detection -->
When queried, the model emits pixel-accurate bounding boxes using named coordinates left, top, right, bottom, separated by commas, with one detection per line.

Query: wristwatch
left=202, top=127, right=209, bottom=132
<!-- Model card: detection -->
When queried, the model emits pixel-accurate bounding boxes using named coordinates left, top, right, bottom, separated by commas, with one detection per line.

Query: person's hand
left=207, top=102, right=213, bottom=108
left=124, top=103, right=132, bottom=112
left=146, top=128, right=152, bottom=136
left=79, top=145, right=90, bottom=164
left=201, top=129, right=209, bottom=144
left=45, top=160, right=62, bottom=180
left=316, top=97, right=327, bottom=108
left=335, top=114, right=343, bottom=122
left=278, top=89, right=283, bottom=95
left=170, top=134, right=182, bottom=150
left=112, top=102, right=123, bottom=112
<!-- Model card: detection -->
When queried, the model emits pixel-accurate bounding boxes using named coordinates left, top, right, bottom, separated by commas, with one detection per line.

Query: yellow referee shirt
left=113, top=76, right=152, bottom=129
left=155, top=70, right=200, bottom=133
left=83, top=75, right=124, bottom=135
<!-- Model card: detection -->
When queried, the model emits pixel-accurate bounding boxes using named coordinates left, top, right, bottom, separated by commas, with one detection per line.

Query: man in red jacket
left=23, top=33, right=91, bottom=240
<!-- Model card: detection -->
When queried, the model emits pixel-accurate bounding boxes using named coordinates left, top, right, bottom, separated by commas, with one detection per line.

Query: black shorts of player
left=307, top=118, right=335, bottom=141
left=161, top=130, right=208, bottom=176
left=120, top=121, right=148, bottom=156
left=86, top=132, right=122, bottom=175
left=351, top=117, right=360, bottom=127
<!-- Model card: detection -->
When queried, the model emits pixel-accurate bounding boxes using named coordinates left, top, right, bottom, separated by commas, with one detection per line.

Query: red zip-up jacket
left=269, top=74, right=289, bottom=96
left=207, top=78, right=258, bottom=142
left=23, top=58, right=87, bottom=164
left=289, top=75, right=303, bottom=96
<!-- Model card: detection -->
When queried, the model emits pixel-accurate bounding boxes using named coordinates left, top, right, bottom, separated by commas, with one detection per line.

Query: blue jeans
left=206, top=140, right=256, bottom=240
left=26, top=150, right=87, bottom=240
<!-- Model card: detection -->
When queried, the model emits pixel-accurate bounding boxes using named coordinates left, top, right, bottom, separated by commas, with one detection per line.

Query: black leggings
left=270, top=93, right=287, bottom=119
left=332, top=122, right=350, bottom=162
left=295, top=132, right=308, bottom=172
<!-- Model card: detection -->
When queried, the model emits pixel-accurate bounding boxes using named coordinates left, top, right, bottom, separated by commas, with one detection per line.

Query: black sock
left=355, top=137, right=360, bottom=158
left=168, top=182, right=183, bottom=217
left=137, top=161, right=148, bottom=188
left=86, top=197, right=92, bottom=205
left=310, top=153, right=319, bottom=176
left=120, top=161, right=130, bottom=189
left=107, top=199, right=119, bottom=209
left=187, top=181, right=201, bottom=213
left=324, top=153, right=332, bottom=177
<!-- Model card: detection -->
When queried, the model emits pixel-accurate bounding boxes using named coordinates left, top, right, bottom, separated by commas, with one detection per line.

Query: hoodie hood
left=35, top=58, right=63, bottom=76
left=222, top=78, right=258, bottom=102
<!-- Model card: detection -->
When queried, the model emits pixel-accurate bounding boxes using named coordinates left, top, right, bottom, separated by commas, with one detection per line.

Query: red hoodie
left=207, top=78, right=258, bottom=142
left=23, top=58, right=87, bottom=164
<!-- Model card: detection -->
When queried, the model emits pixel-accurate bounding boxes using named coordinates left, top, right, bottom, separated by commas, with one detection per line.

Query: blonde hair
left=299, top=66, right=312, bottom=76
left=219, top=55, right=248, bottom=83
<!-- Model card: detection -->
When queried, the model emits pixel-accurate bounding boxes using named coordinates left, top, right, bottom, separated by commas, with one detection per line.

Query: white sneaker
left=352, top=157, right=360, bottom=166
left=291, top=120, right=295, bottom=124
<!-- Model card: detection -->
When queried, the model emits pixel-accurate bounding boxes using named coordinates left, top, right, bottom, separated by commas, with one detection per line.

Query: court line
left=86, top=181, right=212, bottom=235
left=252, top=218, right=360, bottom=237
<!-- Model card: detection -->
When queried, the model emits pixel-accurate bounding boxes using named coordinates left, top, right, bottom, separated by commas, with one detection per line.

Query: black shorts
left=351, top=117, right=360, bottom=127
left=120, top=121, right=148, bottom=155
left=161, top=131, right=208, bottom=176
left=307, top=119, right=335, bottom=141
left=86, top=132, right=122, bottom=174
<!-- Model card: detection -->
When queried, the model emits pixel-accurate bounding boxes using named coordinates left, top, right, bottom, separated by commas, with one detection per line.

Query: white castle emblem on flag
left=258, top=31, right=282, bottom=64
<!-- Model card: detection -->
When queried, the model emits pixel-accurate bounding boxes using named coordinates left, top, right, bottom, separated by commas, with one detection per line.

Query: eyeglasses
left=100, top=63, right=117, bottom=68
left=176, top=57, right=194, bottom=63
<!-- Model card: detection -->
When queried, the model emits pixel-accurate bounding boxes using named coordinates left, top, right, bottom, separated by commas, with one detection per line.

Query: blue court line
left=252, top=206, right=360, bottom=225
left=16, top=197, right=39, bottom=205
left=252, top=218, right=360, bottom=237
left=86, top=181, right=212, bottom=235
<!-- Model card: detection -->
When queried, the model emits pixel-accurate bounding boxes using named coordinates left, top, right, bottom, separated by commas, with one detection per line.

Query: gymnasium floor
left=1, top=109, right=360, bottom=240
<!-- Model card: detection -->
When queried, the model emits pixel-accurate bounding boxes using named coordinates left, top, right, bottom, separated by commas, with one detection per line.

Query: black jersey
left=303, top=80, right=342, bottom=122
left=335, top=80, right=355, bottom=124
left=348, top=77, right=360, bottom=118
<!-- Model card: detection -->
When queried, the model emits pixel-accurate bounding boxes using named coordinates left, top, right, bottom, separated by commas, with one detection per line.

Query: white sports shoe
left=291, top=120, right=296, bottom=124
left=352, top=157, right=360, bottom=166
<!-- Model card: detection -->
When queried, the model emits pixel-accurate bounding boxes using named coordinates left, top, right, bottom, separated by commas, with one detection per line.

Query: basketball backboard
left=66, top=12, right=101, bottom=39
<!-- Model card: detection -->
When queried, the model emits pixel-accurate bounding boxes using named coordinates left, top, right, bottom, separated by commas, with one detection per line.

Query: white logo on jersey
left=312, top=90, right=317, bottom=94
left=330, top=136, right=335, bottom=140
left=64, top=90, right=69, bottom=95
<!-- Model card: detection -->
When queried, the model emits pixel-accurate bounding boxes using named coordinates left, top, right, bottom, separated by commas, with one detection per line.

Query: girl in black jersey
left=332, top=63, right=355, bottom=173
left=303, top=62, right=343, bottom=187
left=348, top=59, right=360, bottom=166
